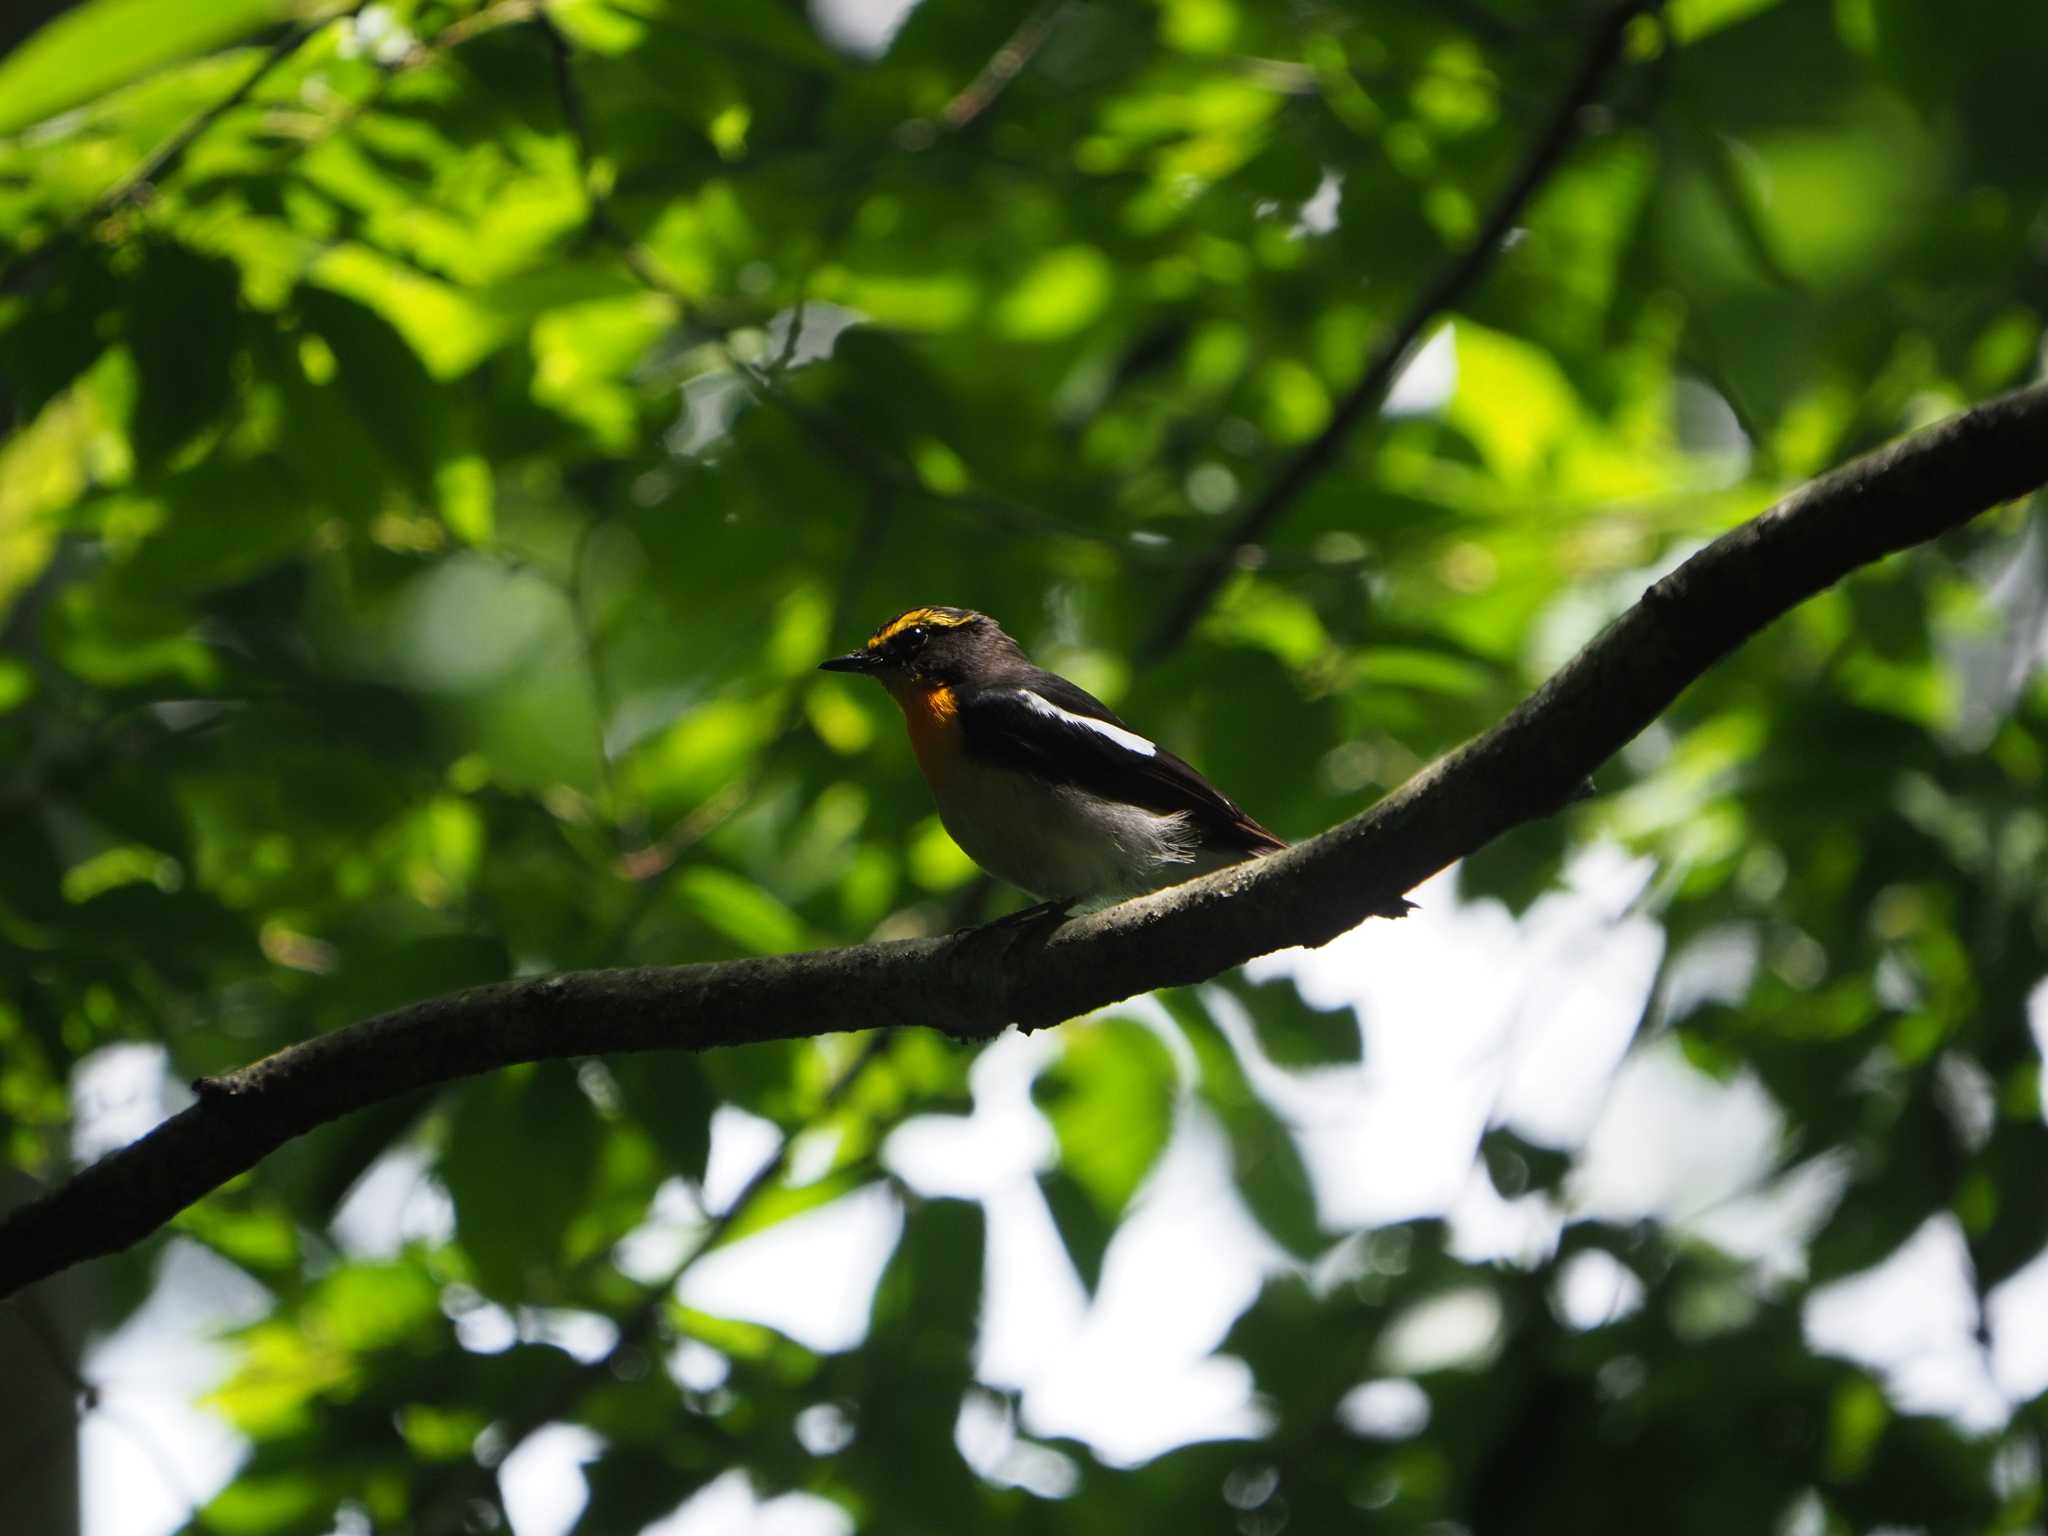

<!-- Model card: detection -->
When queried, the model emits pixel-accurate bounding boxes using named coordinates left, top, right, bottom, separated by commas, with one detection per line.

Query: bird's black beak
left=818, top=650, right=881, bottom=674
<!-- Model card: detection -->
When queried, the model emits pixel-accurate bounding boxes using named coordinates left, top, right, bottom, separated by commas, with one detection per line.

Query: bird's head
left=818, top=606, right=1019, bottom=692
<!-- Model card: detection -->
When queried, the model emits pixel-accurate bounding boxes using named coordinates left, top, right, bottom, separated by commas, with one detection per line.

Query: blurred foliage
left=2, top=0, right=2047, bottom=1531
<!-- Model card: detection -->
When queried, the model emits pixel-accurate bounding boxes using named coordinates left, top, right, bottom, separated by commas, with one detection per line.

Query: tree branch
left=1142, top=0, right=1662, bottom=659
left=932, top=2, right=1070, bottom=133
left=4, top=382, right=2048, bottom=1299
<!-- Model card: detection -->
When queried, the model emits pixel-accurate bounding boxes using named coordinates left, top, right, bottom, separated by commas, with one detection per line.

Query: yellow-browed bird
left=821, top=607, right=1285, bottom=912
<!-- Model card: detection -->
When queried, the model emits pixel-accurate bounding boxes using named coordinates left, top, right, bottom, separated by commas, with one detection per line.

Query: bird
left=819, top=606, right=1286, bottom=914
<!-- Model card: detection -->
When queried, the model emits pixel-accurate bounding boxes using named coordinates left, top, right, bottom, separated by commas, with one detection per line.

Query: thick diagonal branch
left=3, top=382, right=2047, bottom=1299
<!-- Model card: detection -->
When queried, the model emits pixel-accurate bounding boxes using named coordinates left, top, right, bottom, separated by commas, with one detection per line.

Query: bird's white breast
left=930, top=761, right=1202, bottom=908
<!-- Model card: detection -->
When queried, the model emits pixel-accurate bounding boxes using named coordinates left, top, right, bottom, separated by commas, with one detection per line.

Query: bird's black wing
left=957, top=675, right=1284, bottom=855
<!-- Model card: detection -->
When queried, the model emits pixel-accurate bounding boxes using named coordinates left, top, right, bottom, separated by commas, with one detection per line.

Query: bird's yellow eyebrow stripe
left=867, top=608, right=976, bottom=648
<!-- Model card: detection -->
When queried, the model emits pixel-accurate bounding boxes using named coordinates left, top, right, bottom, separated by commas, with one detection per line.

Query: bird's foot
left=983, top=898, right=1075, bottom=930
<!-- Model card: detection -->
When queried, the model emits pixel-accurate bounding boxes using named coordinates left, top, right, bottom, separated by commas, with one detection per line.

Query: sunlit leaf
left=673, top=865, right=811, bottom=954
left=1031, top=1015, right=1175, bottom=1290
left=0, top=0, right=294, bottom=136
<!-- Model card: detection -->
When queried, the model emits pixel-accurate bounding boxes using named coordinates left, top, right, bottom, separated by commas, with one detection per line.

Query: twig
left=1142, top=0, right=1664, bottom=659
left=936, top=3, right=1070, bottom=132
left=433, top=0, right=541, bottom=50
left=4, top=379, right=2045, bottom=1299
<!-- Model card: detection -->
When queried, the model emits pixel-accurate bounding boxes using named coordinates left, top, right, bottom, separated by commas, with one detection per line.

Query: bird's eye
left=902, top=625, right=929, bottom=651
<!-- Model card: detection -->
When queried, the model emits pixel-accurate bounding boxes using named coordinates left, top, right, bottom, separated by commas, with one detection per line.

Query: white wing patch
left=1016, top=689, right=1156, bottom=757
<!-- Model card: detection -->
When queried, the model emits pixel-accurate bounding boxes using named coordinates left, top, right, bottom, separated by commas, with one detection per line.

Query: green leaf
left=303, top=1259, right=440, bottom=1352
left=716, top=1165, right=873, bottom=1245
left=292, top=286, right=480, bottom=526
left=1038, top=1166, right=1117, bottom=1294
left=672, top=865, right=812, bottom=954
left=1478, top=1127, right=1574, bottom=1198
left=577, top=1448, right=719, bottom=1536
left=173, top=1192, right=300, bottom=1277
left=440, top=1063, right=604, bottom=1298
left=529, top=292, right=678, bottom=449
left=201, top=1467, right=332, bottom=1536
left=1166, top=990, right=1325, bottom=1259
left=996, top=245, right=1114, bottom=341
left=309, top=243, right=509, bottom=379
left=1457, top=814, right=1571, bottom=915
left=1219, top=970, right=1362, bottom=1068
left=122, top=239, right=243, bottom=467
left=1958, top=1119, right=2048, bottom=1290
left=1669, top=0, right=1783, bottom=44
left=610, top=1054, right=718, bottom=1182
left=0, top=0, right=294, bottom=136
left=1031, top=1015, right=1176, bottom=1239
left=830, top=1197, right=983, bottom=1526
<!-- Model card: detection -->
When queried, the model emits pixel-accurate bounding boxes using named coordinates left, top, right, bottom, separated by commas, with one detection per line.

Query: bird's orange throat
left=885, top=677, right=961, bottom=777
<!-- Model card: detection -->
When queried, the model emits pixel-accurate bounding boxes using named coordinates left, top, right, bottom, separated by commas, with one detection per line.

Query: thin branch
left=434, top=0, right=541, bottom=50
left=0, top=8, right=351, bottom=297
left=4, top=381, right=2046, bottom=1299
left=1142, top=0, right=1663, bottom=659
left=934, top=3, right=1070, bottom=133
